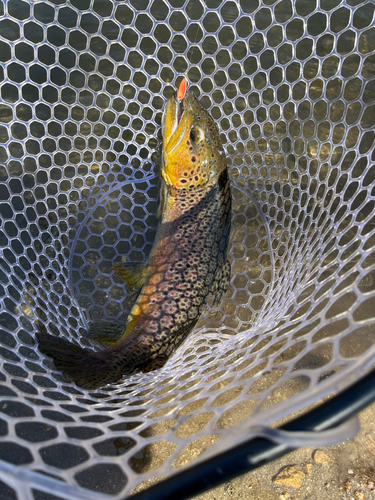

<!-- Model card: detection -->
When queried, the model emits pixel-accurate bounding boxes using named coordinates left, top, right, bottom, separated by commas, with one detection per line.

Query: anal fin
left=113, top=261, right=148, bottom=291
left=142, top=355, right=169, bottom=373
left=87, top=321, right=126, bottom=345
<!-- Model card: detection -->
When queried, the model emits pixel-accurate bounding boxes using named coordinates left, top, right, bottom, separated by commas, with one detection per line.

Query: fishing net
left=0, top=0, right=374, bottom=497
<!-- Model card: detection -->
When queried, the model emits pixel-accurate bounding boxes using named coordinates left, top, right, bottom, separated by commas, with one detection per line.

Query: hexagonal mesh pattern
left=0, top=0, right=374, bottom=497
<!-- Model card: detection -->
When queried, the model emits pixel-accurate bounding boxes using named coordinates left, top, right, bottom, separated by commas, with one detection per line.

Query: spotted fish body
left=36, top=89, right=231, bottom=389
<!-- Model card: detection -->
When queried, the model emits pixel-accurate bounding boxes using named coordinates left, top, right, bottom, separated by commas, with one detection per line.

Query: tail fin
left=36, top=332, right=122, bottom=389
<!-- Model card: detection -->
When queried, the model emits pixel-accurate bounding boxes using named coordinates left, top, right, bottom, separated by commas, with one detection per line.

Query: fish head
left=162, top=90, right=226, bottom=189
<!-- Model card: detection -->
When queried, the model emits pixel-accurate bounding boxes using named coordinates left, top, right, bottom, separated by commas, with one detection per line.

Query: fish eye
left=190, top=126, right=204, bottom=143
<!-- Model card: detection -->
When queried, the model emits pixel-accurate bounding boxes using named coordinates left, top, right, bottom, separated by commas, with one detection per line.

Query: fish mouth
left=162, top=91, right=199, bottom=161
left=171, top=94, right=184, bottom=136
left=162, top=93, right=185, bottom=143
left=162, top=90, right=199, bottom=146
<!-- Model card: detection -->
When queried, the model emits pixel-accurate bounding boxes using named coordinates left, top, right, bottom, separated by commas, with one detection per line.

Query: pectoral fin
left=210, top=259, right=231, bottom=306
left=113, top=262, right=148, bottom=291
left=156, top=178, right=168, bottom=220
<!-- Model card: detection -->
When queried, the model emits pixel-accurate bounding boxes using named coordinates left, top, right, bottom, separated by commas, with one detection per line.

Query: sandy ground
left=190, top=401, right=375, bottom=500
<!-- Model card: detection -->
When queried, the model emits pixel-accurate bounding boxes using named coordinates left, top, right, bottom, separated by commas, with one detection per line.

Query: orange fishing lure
left=177, top=77, right=187, bottom=101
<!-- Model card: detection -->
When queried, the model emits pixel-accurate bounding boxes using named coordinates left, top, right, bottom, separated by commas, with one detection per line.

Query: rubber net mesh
left=0, top=0, right=374, bottom=498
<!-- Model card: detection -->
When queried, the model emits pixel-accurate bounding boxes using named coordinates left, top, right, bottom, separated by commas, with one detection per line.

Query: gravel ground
left=189, top=401, right=375, bottom=500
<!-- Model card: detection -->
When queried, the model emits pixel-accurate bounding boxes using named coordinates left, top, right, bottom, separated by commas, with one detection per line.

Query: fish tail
left=36, top=332, right=123, bottom=389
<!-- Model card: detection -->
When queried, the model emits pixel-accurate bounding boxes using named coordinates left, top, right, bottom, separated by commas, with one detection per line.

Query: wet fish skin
left=36, top=89, right=231, bottom=389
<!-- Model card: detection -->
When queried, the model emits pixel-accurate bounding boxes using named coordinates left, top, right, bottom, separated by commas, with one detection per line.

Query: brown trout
left=36, top=85, right=231, bottom=389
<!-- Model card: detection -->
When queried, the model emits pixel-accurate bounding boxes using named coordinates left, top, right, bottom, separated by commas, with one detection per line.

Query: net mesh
left=0, top=0, right=375, bottom=497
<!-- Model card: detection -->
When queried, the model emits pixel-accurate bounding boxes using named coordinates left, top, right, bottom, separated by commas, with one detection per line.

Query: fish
left=36, top=81, right=232, bottom=389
